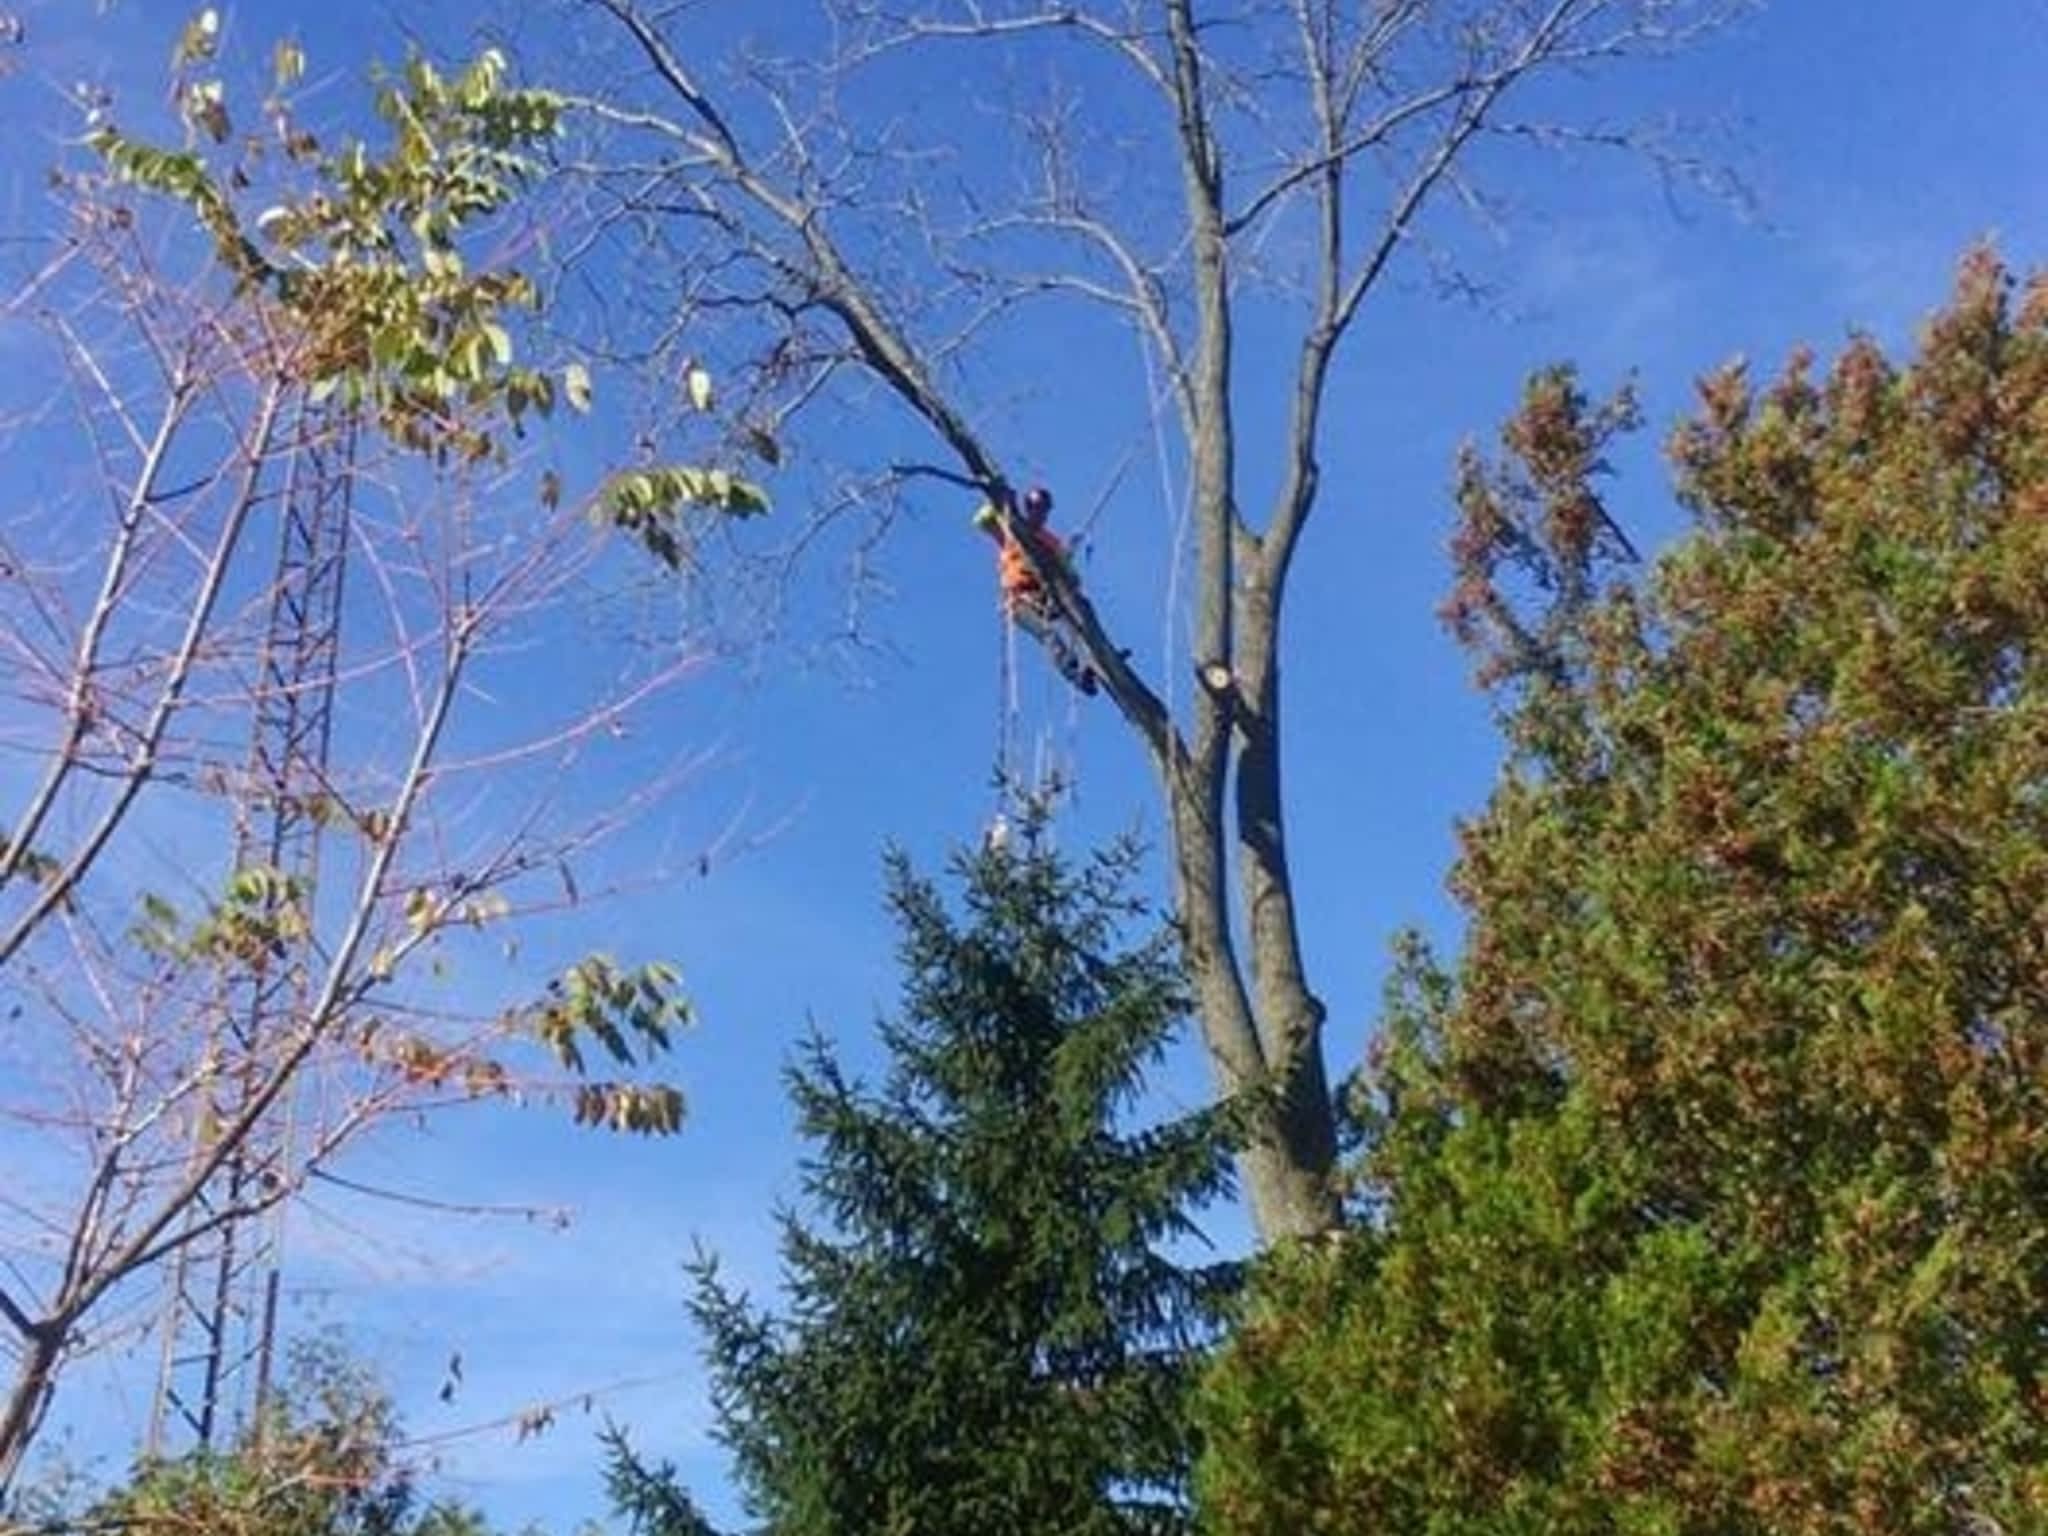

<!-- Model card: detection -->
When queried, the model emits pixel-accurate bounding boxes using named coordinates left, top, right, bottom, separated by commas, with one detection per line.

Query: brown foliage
left=1200, top=248, right=2047, bottom=1535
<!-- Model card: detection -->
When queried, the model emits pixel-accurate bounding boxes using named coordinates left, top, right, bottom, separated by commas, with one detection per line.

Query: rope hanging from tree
left=891, top=453, right=1142, bottom=848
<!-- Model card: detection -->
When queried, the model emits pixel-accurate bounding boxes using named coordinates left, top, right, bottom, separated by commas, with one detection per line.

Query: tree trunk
left=1158, top=0, right=1339, bottom=1245
left=1232, top=584, right=1341, bottom=1238
left=0, top=1324, right=63, bottom=1499
left=1167, top=742, right=1339, bottom=1242
left=1241, top=1078, right=1340, bottom=1240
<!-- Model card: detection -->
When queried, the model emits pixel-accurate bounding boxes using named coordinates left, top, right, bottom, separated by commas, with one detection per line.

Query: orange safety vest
left=997, top=525, right=1064, bottom=606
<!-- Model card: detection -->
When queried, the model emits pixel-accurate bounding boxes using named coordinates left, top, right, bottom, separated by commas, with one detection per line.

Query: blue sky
left=2, top=1, right=2046, bottom=1531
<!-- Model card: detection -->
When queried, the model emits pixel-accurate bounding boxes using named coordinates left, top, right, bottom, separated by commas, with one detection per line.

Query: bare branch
left=0, top=374, right=193, bottom=895
left=0, top=377, right=288, bottom=967
left=1261, top=0, right=1586, bottom=594
left=840, top=0, right=1173, bottom=95
left=59, top=626, right=469, bottom=1329
left=584, top=0, right=1188, bottom=754
left=959, top=201, right=1196, bottom=437
left=0, top=1285, right=33, bottom=1341
left=1226, top=74, right=1481, bottom=239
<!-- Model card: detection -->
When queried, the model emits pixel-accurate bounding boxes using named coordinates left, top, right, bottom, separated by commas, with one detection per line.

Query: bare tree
left=0, top=29, right=760, bottom=1492
left=552, top=0, right=1747, bottom=1243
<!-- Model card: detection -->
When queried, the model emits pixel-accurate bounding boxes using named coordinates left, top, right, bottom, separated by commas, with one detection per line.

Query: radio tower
left=146, top=399, right=357, bottom=1456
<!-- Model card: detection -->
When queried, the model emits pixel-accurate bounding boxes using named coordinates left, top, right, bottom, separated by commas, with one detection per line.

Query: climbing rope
left=1136, top=322, right=1190, bottom=721
left=990, top=597, right=1023, bottom=845
left=978, top=375, right=1175, bottom=845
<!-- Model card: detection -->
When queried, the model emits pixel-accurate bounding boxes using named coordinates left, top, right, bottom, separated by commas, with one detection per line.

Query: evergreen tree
left=694, top=832, right=1237, bottom=1536
left=597, top=1427, right=725, bottom=1536
left=1198, top=250, right=2048, bottom=1535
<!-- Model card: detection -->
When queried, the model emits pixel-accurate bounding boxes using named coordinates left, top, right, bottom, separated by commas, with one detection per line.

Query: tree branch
left=1260, top=0, right=1583, bottom=596
left=838, top=2, right=1173, bottom=96
left=1225, top=72, right=1482, bottom=239
left=592, top=0, right=1182, bottom=757
left=57, top=620, right=470, bottom=1327
left=0, top=377, right=287, bottom=967
left=0, top=1283, right=34, bottom=1340
left=961, top=202, right=1196, bottom=438
left=0, top=376, right=191, bottom=895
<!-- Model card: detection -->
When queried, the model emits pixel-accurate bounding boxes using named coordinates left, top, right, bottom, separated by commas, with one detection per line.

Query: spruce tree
left=694, top=832, right=1236, bottom=1536
left=598, top=1426, right=726, bottom=1536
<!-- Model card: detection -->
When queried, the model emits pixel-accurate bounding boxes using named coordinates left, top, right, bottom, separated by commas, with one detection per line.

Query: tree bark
left=1159, top=0, right=1339, bottom=1240
left=1232, top=585, right=1341, bottom=1236
left=0, top=1323, right=63, bottom=1498
left=1167, top=755, right=1335, bottom=1240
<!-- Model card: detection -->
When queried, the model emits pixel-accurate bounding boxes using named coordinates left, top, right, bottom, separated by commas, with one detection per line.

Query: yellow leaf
left=563, top=362, right=592, bottom=414
left=174, top=8, right=220, bottom=68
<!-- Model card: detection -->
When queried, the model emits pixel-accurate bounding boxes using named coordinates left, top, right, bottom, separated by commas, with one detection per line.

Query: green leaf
left=724, top=477, right=770, bottom=515
left=684, top=841, right=1224, bottom=1528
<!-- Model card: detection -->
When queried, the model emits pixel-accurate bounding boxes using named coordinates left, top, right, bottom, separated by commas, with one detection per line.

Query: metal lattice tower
left=146, top=400, right=357, bottom=1457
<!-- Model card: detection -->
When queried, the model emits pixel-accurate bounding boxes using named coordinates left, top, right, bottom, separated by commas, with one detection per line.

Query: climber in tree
left=974, top=484, right=1099, bottom=696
